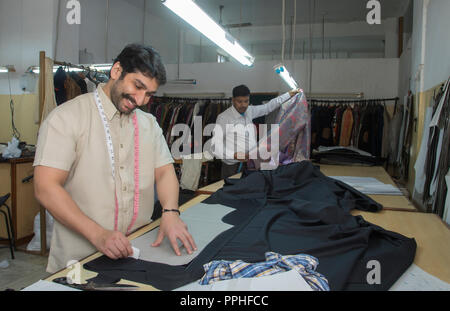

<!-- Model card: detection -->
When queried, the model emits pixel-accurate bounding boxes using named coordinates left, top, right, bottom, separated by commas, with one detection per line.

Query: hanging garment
left=70, top=72, right=87, bottom=94
left=423, top=81, right=450, bottom=209
left=54, top=66, right=67, bottom=105
left=388, top=106, right=402, bottom=164
left=85, top=161, right=416, bottom=291
left=248, top=92, right=310, bottom=169
left=339, top=107, right=354, bottom=147
left=64, top=75, right=82, bottom=102
left=413, top=107, right=434, bottom=197
left=333, top=106, right=343, bottom=145
left=179, top=156, right=204, bottom=191
left=84, top=78, right=96, bottom=93
left=381, top=103, right=392, bottom=159
left=351, top=105, right=361, bottom=147
left=199, top=251, right=330, bottom=291
left=444, top=169, right=450, bottom=224
left=430, top=81, right=450, bottom=217
left=40, top=58, right=58, bottom=123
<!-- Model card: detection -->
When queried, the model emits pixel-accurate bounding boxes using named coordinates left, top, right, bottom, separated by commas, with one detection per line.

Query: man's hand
left=289, top=88, right=303, bottom=97
left=91, top=229, right=133, bottom=260
left=152, top=212, right=197, bottom=256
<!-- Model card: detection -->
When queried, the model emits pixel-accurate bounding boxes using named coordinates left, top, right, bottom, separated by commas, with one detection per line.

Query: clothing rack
left=309, top=97, right=399, bottom=104
left=53, top=60, right=101, bottom=74
left=153, top=96, right=232, bottom=103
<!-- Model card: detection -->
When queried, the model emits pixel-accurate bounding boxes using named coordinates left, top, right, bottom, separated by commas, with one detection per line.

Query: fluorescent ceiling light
left=274, top=64, right=298, bottom=89
left=162, top=0, right=254, bottom=66
left=0, top=65, right=16, bottom=73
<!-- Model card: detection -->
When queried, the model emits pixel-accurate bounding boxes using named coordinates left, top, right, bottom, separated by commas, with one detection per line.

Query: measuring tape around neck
left=94, top=89, right=140, bottom=234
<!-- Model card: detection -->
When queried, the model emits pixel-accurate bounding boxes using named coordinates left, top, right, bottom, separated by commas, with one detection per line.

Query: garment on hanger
left=423, top=79, right=450, bottom=215
left=84, top=78, right=96, bottom=93
left=64, top=75, right=81, bottom=101
left=339, top=106, right=354, bottom=147
left=248, top=92, right=310, bottom=169
left=84, top=161, right=416, bottom=291
left=54, top=66, right=67, bottom=105
left=40, top=58, right=58, bottom=123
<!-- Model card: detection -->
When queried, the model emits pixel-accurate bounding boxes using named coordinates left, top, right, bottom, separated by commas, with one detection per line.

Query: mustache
left=122, top=94, right=137, bottom=106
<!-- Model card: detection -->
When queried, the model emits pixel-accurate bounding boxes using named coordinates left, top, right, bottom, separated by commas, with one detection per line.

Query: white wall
left=0, top=0, right=58, bottom=94
left=409, top=0, right=450, bottom=94
left=159, top=58, right=399, bottom=99
left=422, top=0, right=450, bottom=90
left=398, top=37, right=412, bottom=99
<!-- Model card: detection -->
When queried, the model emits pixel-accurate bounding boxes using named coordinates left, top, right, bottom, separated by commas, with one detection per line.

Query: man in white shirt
left=212, top=85, right=301, bottom=178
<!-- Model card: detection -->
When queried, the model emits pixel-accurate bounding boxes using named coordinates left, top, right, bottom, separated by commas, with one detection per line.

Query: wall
left=0, top=0, right=59, bottom=145
left=0, top=0, right=58, bottom=94
left=0, top=94, right=39, bottom=145
left=159, top=58, right=400, bottom=99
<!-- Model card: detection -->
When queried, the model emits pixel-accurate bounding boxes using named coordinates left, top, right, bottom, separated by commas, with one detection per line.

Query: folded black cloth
left=312, top=148, right=383, bottom=166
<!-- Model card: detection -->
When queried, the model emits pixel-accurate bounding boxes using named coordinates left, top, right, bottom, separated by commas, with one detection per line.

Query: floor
left=0, top=247, right=50, bottom=291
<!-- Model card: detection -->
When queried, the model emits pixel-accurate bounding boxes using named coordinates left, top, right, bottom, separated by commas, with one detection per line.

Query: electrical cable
left=7, top=71, right=21, bottom=140
left=281, top=0, right=286, bottom=63
left=291, top=0, right=297, bottom=60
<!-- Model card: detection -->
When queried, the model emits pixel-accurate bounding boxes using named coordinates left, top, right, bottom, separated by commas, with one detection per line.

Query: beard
left=110, top=80, right=137, bottom=115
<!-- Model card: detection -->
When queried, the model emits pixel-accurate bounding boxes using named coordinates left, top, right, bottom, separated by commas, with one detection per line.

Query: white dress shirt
left=212, top=93, right=291, bottom=165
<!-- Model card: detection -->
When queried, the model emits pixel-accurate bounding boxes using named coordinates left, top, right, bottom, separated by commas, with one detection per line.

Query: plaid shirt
left=199, top=252, right=329, bottom=291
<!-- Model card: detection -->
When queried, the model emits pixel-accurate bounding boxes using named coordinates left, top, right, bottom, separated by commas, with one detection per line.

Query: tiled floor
left=0, top=247, right=50, bottom=291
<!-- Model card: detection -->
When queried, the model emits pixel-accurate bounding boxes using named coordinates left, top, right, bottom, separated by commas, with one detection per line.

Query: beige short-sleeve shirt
left=34, top=84, right=174, bottom=273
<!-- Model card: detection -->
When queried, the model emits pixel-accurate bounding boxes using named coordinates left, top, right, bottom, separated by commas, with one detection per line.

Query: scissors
left=53, top=277, right=139, bottom=291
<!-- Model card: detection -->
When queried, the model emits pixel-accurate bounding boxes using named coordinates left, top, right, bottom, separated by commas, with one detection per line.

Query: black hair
left=232, top=85, right=251, bottom=97
left=112, top=43, right=167, bottom=86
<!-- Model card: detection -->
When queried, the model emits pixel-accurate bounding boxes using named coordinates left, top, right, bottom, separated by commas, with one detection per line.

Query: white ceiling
left=117, top=0, right=413, bottom=62
left=196, top=0, right=411, bottom=26
left=128, top=0, right=411, bottom=27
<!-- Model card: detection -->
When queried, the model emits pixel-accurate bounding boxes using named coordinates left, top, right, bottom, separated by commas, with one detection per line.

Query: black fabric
left=311, top=149, right=383, bottom=166
left=85, top=161, right=416, bottom=291
left=221, top=162, right=241, bottom=179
